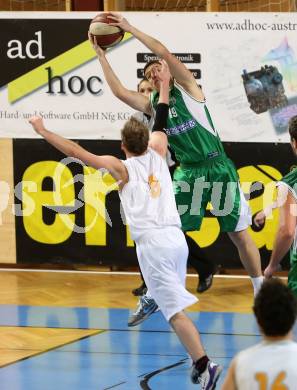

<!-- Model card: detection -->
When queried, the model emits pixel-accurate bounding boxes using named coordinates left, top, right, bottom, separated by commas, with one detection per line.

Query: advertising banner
left=13, top=139, right=295, bottom=267
left=1, top=12, right=297, bottom=268
left=0, top=12, right=297, bottom=141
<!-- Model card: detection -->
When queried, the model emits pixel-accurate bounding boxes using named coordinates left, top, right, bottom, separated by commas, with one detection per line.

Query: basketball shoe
left=131, top=281, right=147, bottom=296
left=191, top=360, right=223, bottom=389
left=197, top=274, right=214, bottom=293
left=128, top=295, right=158, bottom=327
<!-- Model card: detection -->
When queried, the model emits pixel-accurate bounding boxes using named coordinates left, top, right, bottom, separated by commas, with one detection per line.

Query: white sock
left=251, top=276, right=264, bottom=296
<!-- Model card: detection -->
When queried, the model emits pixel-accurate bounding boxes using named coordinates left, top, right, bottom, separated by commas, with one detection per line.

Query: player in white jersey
left=131, top=78, right=214, bottom=306
left=28, top=66, right=222, bottom=389
left=90, top=33, right=217, bottom=309
left=131, top=77, right=156, bottom=297
left=222, top=278, right=297, bottom=390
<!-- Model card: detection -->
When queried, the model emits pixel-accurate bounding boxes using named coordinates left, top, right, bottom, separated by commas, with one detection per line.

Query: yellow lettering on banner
left=22, top=161, right=75, bottom=244
left=238, top=165, right=282, bottom=250
left=20, top=181, right=37, bottom=216
left=187, top=203, right=220, bottom=247
left=84, top=167, right=118, bottom=246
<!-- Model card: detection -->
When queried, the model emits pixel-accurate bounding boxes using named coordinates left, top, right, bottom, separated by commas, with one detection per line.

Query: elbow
left=113, top=89, right=124, bottom=100
left=112, top=85, right=126, bottom=101
left=156, top=146, right=167, bottom=158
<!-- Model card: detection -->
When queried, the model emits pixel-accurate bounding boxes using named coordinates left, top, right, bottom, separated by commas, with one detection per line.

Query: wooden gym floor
left=0, top=269, right=293, bottom=389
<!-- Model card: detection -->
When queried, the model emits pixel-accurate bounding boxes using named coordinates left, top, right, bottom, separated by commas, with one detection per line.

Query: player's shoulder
left=173, top=80, right=205, bottom=103
left=278, top=167, right=297, bottom=199
left=148, top=146, right=162, bottom=158
left=281, top=166, right=297, bottom=187
left=286, top=340, right=297, bottom=351
left=236, top=342, right=262, bottom=358
left=236, top=340, right=297, bottom=360
left=148, top=147, right=167, bottom=163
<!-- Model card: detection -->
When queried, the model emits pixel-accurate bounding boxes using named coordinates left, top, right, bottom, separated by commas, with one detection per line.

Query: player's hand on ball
left=254, top=210, right=266, bottom=228
left=29, top=116, right=45, bottom=135
left=107, top=12, right=132, bottom=32
left=88, top=32, right=106, bottom=57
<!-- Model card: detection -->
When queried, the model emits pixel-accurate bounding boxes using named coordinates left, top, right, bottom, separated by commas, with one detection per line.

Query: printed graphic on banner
left=1, top=12, right=297, bottom=140
left=242, top=65, right=287, bottom=114
left=0, top=14, right=134, bottom=139
left=0, top=19, right=90, bottom=88
left=12, top=139, right=293, bottom=268
left=240, top=36, right=297, bottom=136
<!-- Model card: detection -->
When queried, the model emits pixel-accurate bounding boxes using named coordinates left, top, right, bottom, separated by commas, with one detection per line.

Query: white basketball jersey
left=234, top=340, right=297, bottom=390
left=119, top=148, right=181, bottom=241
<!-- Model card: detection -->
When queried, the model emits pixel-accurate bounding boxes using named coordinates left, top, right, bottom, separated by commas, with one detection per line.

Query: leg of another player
left=185, top=234, right=217, bottom=293
left=131, top=268, right=147, bottom=296
left=228, top=229, right=263, bottom=295
left=170, top=311, right=205, bottom=360
left=170, top=311, right=223, bottom=386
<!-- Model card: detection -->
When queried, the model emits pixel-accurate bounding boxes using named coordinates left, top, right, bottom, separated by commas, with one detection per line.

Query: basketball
left=89, top=14, right=124, bottom=49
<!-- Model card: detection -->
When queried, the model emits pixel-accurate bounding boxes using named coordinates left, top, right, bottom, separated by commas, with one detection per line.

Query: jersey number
left=255, top=371, right=288, bottom=390
left=148, top=175, right=161, bottom=198
left=169, top=107, right=178, bottom=118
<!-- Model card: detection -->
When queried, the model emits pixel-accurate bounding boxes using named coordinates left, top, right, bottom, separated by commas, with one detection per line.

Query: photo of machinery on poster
left=1, top=11, right=297, bottom=142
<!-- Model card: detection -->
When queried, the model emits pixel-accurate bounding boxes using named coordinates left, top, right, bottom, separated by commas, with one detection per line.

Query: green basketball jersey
left=150, top=82, right=225, bottom=164
left=279, top=168, right=297, bottom=268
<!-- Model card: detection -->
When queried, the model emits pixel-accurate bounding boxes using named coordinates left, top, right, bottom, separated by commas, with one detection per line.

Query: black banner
left=13, top=139, right=294, bottom=269
left=0, top=19, right=90, bottom=88
left=137, top=53, right=201, bottom=63
left=137, top=68, right=201, bottom=79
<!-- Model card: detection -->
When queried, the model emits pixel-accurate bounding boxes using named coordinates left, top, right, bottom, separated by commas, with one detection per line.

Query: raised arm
left=28, top=116, right=128, bottom=185
left=107, top=13, right=204, bottom=101
left=149, top=60, right=169, bottom=158
left=89, top=33, right=151, bottom=115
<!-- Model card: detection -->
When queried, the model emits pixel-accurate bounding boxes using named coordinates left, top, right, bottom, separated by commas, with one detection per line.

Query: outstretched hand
left=29, top=116, right=45, bottom=135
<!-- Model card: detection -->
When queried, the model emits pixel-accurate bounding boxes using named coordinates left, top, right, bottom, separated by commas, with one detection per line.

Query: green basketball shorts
left=173, top=155, right=251, bottom=232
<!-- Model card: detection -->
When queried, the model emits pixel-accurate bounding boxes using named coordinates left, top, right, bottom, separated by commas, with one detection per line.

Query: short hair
left=253, top=278, right=297, bottom=337
left=143, top=60, right=161, bottom=77
left=121, top=117, right=149, bottom=155
left=289, top=115, right=297, bottom=142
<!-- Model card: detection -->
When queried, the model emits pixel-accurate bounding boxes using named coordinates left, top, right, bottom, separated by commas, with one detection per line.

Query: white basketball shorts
left=136, top=226, right=198, bottom=321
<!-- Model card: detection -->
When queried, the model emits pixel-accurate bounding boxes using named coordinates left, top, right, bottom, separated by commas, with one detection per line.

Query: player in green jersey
left=255, top=116, right=297, bottom=296
left=89, top=34, right=217, bottom=297
left=89, top=13, right=263, bottom=320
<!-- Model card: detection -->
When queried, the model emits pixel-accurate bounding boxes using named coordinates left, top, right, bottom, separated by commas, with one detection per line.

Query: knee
left=169, top=311, right=183, bottom=325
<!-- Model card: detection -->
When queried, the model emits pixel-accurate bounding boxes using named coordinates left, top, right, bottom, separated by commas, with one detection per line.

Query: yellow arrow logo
left=8, top=33, right=132, bottom=103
